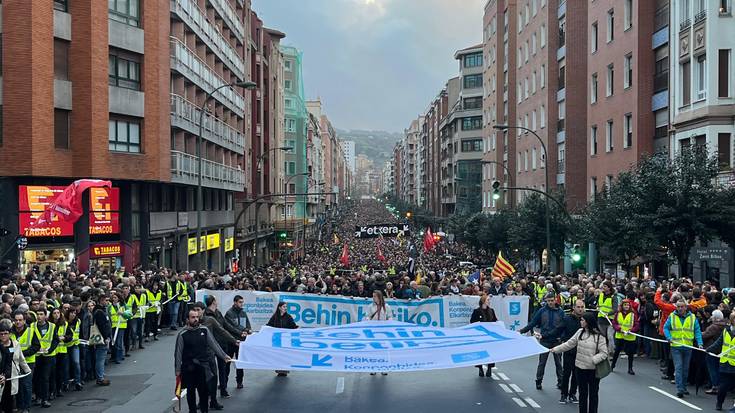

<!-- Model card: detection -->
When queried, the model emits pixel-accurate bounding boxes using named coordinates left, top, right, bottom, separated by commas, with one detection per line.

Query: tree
left=508, top=191, right=570, bottom=262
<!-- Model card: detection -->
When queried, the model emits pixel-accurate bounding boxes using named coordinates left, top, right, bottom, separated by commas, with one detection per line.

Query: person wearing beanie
left=703, top=308, right=728, bottom=394
left=611, top=298, right=640, bottom=374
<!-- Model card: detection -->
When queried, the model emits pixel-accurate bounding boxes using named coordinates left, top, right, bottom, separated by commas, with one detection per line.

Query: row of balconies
left=170, top=93, right=245, bottom=154
left=170, top=0, right=245, bottom=79
left=209, top=0, right=245, bottom=41
left=170, top=37, right=245, bottom=116
left=170, top=150, right=245, bottom=192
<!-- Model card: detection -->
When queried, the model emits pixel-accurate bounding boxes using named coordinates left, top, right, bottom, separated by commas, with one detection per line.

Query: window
left=524, top=150, right=529, bottom=171
left=532, top=110, right=537, bottom=130
left=109, top=0, right=140, bottom=27
left=463, top=97, right=482, bottom=110
left=605, top=175, right=614, bottom=192
left=606, top=120, right=614, bottom=152
left=655, top=109, right=668, bottom=139
left=624, top=113, right=633, bottom=148
left=590, top=177, right=598, bottom=201
left=524, top=77, right=529, bottom=98
left=719, top=133, right=732, bottom=169
left=540, top=105, right=546, bottom=128
left=591, top=125, right=598, bottom=155
left=54, top=39, right=69, bottom=80
left=284, top=99, right=293, bottom=109
left=285, top=80, right=292, bottom=90
left=461, top=139, right=483, bottom=152
left=540, top=64, right=546, bottom=88
left=285, top=161, right=296, bottom=175
left=463, top=74, right=482, bottom=89
left=532, top=71, right=537, bottom=93
left=532, top=0, right=537, bottom=15
left=559, top=18, right=566, bottom=48
left=607, top=64, right=614, bottom=96
left=109, top=118, right=141, bottom=153
left=654, top=47, right=670, bottom=92
left=695, top=54, right=706, bottom=100
left=591, top=22, right=598, bottom=53
left=680, top=0, right=691, bottom=26
left=109, top=51, right=141, bottom=90
left=541, top=24, right=547, bottom=48
left=624, top=0, right=633, bottom=30
left=719, top=49, right=731, bottom=97
left=607, top=9, right=614, bottom=43
left=286, top=118, right=296, bottom=132
left=722, top=0, right=733, bottom=14
left=532, top=147, right=537, bottom=169
left=682, top=60, right=692, bottom=105
left=525, top=41, right=529, bottom=62
left=54, top=110, right=70, bottom=149
left=462, top=116, right=483, bottom=130
left=525, top=4, right=530, bottom=25
left=558, top=65, right=566, bottom=90
left=624, top=54, right=633, bottom=89
left=532, top=33, right=537, bottom=55
left=557, top=143, right=565, bottom=173
left=517, top=152, right=522, bottom=172
left=464, top=53, right=483, bottom=68
left=285, top=140, right=296, bottom=153
left=54, top=0, right=68, bottom=12
left=591, top=73, right=598, bottom=103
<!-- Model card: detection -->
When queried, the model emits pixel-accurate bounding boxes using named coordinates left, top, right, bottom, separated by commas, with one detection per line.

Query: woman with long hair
left=471, top=293, right=498, bottom=377
left=552, top=312, right=609, bottom=413
left=266, top=302, right=298, bottom=377
left=64, top=307, right=83, bottom=391
left=49, top=307, right=70, bottom=399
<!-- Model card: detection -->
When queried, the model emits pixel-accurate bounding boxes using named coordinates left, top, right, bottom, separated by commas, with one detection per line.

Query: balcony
left=679, top=18, right=691, bottom=31
left=170, top=94, right=245, bottom=154
left=654, top=72, right=669, bottom=92
left=694, top=9, right=707, bottom=24
left=209, top=0, right=245, bottom=42
left=171, top=0, right=245, bottom=79
left=170, top=150, right=245, bottom=192
left=169, top=37, right=245, bottom=116
left=557, top=161, right=566, bottom=174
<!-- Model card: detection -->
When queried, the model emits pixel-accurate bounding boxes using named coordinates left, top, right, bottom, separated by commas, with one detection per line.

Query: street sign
left=16, top=237, right=28, bottom=250
left=694, top=247, right=730, bottom=261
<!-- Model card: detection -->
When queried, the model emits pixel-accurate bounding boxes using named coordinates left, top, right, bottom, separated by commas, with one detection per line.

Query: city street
left=62, top=331, right=719, bottom=413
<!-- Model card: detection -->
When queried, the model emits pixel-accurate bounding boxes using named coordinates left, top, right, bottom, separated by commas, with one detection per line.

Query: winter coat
left=552, top=329, right=609, bottom=370
left=5, top=339, right=31, bottom=395
left=266, top=312, right=298, bottom=329
left=470, top=307, right=498, bottom=323
left=702, top=319, right=727, bottom=348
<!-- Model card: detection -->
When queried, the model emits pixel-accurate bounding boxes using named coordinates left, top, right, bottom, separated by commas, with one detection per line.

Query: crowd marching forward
left=0, top=198, right=733, bottom=413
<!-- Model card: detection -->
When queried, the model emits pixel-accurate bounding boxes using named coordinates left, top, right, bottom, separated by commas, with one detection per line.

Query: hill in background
left=336, top=129, right=402, bottom=168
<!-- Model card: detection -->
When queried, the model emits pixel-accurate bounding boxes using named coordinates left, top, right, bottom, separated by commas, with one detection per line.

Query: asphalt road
left=60, top=330, right=726, bottom=413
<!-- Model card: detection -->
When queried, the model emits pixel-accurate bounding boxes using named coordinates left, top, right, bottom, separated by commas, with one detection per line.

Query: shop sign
left=224, top=237, right=234, bottom=252
left=207, top=233, right=221, bottom=250
left=188, top=238, right=198, bottom=255
left=18, top=186, right=74, bottom=237
left=89, top=187, right=120, bottom=235
left=91, top=242, right=123, bottom=258
left=354, top=223, right=411, bottom=238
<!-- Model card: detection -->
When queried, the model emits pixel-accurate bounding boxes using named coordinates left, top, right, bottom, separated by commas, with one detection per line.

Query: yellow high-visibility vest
left=721, top=330, right=735, bottom=366
left=615, top=312, right=636, bottom=341
left=36, top=322, right=57, bottom=357
left=598, top=294, right=613, bottom=318
left=669, top=313, right=695, bottom=348
left=12, top=324, right=37, bottom=364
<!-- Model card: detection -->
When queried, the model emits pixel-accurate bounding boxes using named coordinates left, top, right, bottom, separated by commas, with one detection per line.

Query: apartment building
left=0, top=0, right=260, bottom=272
left=483, top=0, right=518, bottom=213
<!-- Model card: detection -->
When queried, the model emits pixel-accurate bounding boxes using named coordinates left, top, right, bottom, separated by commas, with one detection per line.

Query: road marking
left=524, top=397, right=540, bottom=408
left=509, top=383, right=523, bottom=392
left=491, top=373, right=500, bottom=380
left=512, top=397, right=527, bottom=407
left=336, top=377, right=345, bottom=394
left=649, top=386, right=702, bottom=411
left=498, top=383, right=513, bottom=393
left=497, top=372, right=510, bottom=381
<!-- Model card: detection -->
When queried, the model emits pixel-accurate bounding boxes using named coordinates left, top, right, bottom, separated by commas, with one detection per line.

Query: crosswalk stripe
left=512, top=397, right=527, bottom=407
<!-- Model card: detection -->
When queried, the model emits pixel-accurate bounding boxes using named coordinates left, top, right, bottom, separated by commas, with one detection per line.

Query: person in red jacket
left=611, top=299, right=640, bottom=374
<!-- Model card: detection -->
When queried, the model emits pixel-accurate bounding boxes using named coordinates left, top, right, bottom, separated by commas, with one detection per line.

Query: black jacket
left=266, top=311, right=298, bottom=329
left=202, top=308, right=238, bottom=348
left=551, top=313, right=583, bottom=342
left=470, top=307, right=498, bottom=323
left=94, top=306, right=112, bottom=340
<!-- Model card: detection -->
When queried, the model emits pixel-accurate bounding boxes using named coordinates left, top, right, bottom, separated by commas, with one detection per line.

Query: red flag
left=28, top=179, right=112, bottom=229
left=339, top=243, right=349, bottom=266
left=423, top=227, right=436, bottom=253
left=376, top=243, right=386, bottom=263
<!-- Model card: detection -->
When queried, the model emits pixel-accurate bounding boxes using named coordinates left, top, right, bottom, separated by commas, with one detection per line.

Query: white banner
left=196, top=290, right=529, bottom=331
left=235, top=320, right=546, bottom=372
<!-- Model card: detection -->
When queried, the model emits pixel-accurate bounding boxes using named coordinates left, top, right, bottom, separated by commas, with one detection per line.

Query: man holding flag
left=492, top=251, right=516, bottom=279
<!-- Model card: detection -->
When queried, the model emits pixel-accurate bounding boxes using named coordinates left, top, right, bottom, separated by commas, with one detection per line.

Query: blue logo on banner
left=451, top=350, right=490, bottom=364
left=509, top=302, right=521, bottom=316
left=291, top=354, right=333, bottom=369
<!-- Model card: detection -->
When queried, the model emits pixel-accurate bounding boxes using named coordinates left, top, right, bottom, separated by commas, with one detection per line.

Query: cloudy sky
left=252, top=0, right=484, bottom=133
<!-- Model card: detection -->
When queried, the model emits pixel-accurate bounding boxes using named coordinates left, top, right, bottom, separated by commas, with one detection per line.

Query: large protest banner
left=235, top=320, right=546, bottom=372
left=196, top=290, right=529, bottom=331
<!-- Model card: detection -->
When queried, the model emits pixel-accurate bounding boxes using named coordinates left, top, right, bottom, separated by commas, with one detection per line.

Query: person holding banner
left=663, top=299, right=704, bottom=398
left=520, top=293, right=564, bottom=390
left=611, top=299, right=640, bottom=375
left=266, top=302, right=298, bottom=377
left=551, top=312, right=609, bottom=413
left=553, top=299, right=584, bottom=404
left=0, top=320, right=31, bottom=413
left=470, top=293, right=497, bottom=378
left=224, top=296, right=251, bottom=390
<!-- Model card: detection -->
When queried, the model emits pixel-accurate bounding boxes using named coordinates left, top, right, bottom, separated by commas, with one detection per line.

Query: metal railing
left=170, top=150, right=245, bottom=191
left=694, top=9, right=707, bottom=23
left=170, top=94, right=245, bottom=154
left=557, top=160, right=566, bottom=173
left=170, top=0, right=245, bottom=79
left=169, top=37, right=245, bottom=116
left=679, top=18, right=691, bottom=31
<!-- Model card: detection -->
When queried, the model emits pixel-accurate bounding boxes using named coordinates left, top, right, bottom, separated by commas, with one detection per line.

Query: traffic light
left=571, top=244, right=582, bottom=263
left=492, top=181, right=501, bottom=200
left=278, top=231, right=288, bottom=239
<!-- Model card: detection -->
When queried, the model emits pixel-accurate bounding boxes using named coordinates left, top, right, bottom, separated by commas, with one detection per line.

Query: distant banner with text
left=235, top=320, right=546, bottom=372
left=196, top=290, right=528, bottom=331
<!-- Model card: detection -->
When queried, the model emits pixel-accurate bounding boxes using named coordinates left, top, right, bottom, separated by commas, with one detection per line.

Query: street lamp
left=252, top=146, right=293, bottom=267
left=280, top=172, right=309, bottom=262
left=493, top=124, right=551, bottom=271
left=195, top=80, right=256, bottom=270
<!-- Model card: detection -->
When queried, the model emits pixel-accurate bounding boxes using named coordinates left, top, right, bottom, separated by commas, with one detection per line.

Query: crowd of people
left=0, top=198, right=732, bottom=413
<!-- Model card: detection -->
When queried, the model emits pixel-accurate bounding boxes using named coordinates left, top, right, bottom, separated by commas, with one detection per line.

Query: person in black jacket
left=92, top=295, right=111, bottom=386
left=266, top=302, right=298, bottom=377
left=551, top=298, right=584, bottom=404
left=470, top=294, right=498, bottom=377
